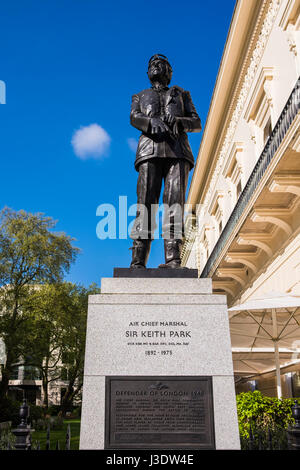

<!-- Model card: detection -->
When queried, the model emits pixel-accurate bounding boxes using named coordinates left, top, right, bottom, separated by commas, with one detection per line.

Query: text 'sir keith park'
left=129, top=54, right=201, bottom=269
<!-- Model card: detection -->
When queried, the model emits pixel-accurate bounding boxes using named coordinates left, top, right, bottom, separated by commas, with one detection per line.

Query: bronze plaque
left=105, top=376, right=215, bottom=449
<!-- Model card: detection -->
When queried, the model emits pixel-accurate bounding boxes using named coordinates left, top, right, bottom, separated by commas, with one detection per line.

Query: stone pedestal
left=80, top=276, right=240, bottom=450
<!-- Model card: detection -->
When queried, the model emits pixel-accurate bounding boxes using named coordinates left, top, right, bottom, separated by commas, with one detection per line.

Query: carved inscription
left=125, top=320, right=192, bottom=356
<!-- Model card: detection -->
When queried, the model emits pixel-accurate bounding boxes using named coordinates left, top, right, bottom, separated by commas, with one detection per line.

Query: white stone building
left=182, top=0, right=300, bottom=397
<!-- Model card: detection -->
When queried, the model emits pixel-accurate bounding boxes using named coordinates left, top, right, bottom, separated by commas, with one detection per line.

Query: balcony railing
left=201, top=77, right=300, bottom=278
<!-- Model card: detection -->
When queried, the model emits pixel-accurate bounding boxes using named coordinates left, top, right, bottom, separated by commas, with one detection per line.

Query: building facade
left=182, top=0, right=300, bottom=396
left=0, top=338, right=74, bottom=406
left=7, top=361, right=71, bottom=406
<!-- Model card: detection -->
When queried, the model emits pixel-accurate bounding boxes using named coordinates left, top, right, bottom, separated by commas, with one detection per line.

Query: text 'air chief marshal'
left=129, top=54, right=201, bottom=269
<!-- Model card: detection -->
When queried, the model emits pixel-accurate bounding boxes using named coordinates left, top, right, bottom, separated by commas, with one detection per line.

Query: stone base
left=80, top=277, right=240, bottom=450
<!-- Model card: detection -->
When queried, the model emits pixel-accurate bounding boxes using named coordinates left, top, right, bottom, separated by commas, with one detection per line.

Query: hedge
left=236, top=390, right=296, bottom=440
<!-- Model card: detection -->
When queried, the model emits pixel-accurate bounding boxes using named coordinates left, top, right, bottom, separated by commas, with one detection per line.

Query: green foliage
left=236, top=391, right=295, bottom=440
left=28, top=404, right=44, bottom=424
left=47, top=416, right=64, bottom=430
left=0, top=207, right=79, bottom=398
left=32, top=416, right=64, bottom=431
left=0, top=430, right=16, bottom=450
left=0, top=398, right=44, bottom=427
left=23, top=281, right=100, bottom=407
left=0, top=207, right=79, bottom=288
left=31, top=419, right=80, bottom=450
left=0, top=397, right=21, bottom=426
left=71, top=406, right=81, bottom=418
left=0, top=207, right=99, bottom=408
left=46, top=405, right=62, bottom=416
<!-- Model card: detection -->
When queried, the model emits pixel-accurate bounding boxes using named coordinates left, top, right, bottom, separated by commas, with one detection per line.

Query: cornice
left=225, top=0, right=271, bottom=124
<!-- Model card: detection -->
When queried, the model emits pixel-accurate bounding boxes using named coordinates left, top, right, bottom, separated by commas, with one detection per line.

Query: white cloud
left=127, top=137, right=138, bottom=153
left=71, top=123, right=111, bottom=160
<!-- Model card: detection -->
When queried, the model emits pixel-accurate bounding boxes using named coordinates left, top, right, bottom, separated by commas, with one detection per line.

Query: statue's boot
left=130, top=239, right=151, bottom=269
left=158, top=239, right=183, bottom=269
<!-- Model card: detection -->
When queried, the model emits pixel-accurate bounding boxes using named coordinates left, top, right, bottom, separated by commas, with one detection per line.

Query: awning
left=228, top=292, right=300, bottom=398
left=229, top=292, right=300, bottom=312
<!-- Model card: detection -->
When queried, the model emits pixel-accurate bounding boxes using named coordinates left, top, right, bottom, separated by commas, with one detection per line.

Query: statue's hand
left=172, top=120, right=180, bottom=138
left=163, top=114, right=176, bottom=127
left=150, top=117, right=169, bottom=135
left=163, top=115, right=183, bottom=138
left=172, top=119, right=184, bottom=138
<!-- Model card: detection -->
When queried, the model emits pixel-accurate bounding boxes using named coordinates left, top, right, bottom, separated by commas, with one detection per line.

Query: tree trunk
left=60, top=385, right=74, bottom=415
left=42, top=378, right=49, bottom=408
left=41, top=368, right=49, bottom=408
left=0, top=365, right=10, bottom=399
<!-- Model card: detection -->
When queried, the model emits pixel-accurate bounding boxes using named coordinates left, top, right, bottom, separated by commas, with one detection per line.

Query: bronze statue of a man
left=130, top=54, right=201, bottom=269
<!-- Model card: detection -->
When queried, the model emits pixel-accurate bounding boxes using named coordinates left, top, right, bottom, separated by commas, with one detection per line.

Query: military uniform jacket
left=130, top=85, right=201, bottom=170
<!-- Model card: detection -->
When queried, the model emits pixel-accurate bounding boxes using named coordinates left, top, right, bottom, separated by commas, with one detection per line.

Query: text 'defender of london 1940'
left=105, top=376, right=215, bottom=449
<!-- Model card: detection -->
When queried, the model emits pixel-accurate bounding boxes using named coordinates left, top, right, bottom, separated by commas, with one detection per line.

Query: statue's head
left=147, top=54, right=173, bottom=86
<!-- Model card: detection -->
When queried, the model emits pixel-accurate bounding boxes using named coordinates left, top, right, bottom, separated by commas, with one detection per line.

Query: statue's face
left=148, top=59, right=169, bottom=84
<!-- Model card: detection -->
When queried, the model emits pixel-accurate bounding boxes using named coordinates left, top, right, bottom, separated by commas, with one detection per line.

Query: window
left=9, top=367, right=19, bottom=380
left=60, top=387, right=67, bottom=404
left=223, top=143, right=244, bottom=206
left=23, top=366, right=41, bottom=380
left=61, top=367, right=69, bottom=381
left=209, top=192, right=226, bottom=242
left=62, top=351, right=73, bottom=365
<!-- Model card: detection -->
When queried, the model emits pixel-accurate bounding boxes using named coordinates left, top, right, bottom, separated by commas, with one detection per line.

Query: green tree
left=0, top=207, right=79, bottom=399
left=59, top=283, right=99, bottom=414
left=22, top=283, right=68, bottom=407
left=23, top=282, right=99, bottom=410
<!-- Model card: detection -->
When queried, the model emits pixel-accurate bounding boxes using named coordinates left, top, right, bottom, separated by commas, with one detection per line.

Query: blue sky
left=0, top=0, right=236, bottom=287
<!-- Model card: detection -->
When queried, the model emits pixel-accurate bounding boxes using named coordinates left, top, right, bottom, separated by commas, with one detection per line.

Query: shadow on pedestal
left=113, top=268, right=199, bottom=278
